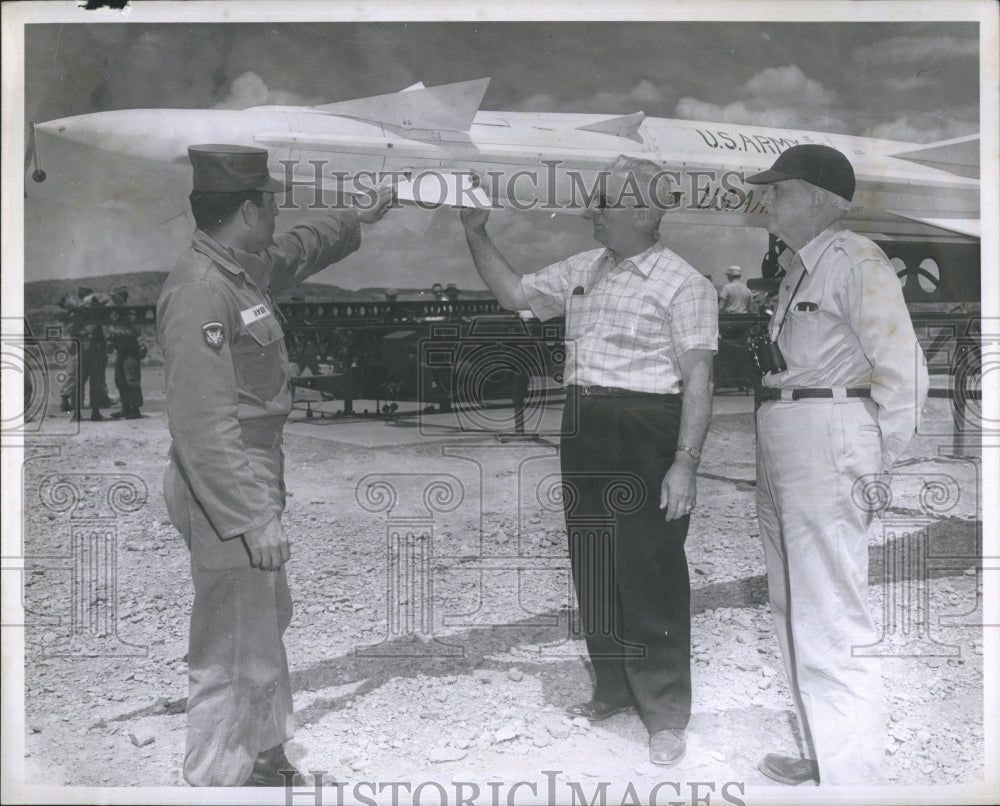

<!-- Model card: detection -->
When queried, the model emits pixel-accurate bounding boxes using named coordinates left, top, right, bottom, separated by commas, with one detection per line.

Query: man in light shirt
left=718, top=265, right=755, bottom=314
left=747, top=145, right=928, bottom=786
left=460, top=155, right=717, bottom=767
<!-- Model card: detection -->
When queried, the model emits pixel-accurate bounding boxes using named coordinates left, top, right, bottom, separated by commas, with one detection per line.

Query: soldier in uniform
left=61, top=286, right=112, bottom=420
left=58, top=285, right=90, bottom=413
left=109, top=286, right=146, bottom=419
left=158, top=144, right=392, bottom=787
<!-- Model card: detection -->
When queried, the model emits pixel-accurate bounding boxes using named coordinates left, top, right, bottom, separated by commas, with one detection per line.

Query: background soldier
left=60, top=286, right=112, bottom=421
left=109, top=285, right=146, bottom=419
left=57, top=285, right=90, bottom=413
left=718, top=265, right=756, bottom=314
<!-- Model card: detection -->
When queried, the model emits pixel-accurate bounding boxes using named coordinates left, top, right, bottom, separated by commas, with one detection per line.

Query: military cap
left=188, top=144, right=287, bottom=193
left=111, top=285, right=129, bottom=298
left=747, top=144, right=856, bottom=202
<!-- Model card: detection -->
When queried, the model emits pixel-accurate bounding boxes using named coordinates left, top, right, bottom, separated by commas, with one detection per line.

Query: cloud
left=883, top=75, right=938, bottom=93
left=743, top=66, right=837, bottom=107
left=675, top=98, right=847, bottom=132
left=517, top=92, right=561, bottom=112
left=864, top=115, right=979, bottom=144
left=853, top=35, right=978, bottom=67
left=675, top=65, right=843, bottom=131
left=213, top=71, right=322, bottom=110
left=517, top=79, right=674, bottom=115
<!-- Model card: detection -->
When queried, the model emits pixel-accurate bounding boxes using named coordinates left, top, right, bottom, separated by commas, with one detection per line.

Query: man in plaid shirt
left=461, top=155, right=717, bottom=766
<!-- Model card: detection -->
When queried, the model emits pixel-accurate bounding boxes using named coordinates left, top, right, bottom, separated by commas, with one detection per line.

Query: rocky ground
left=10, top=365, right=992, bottom=804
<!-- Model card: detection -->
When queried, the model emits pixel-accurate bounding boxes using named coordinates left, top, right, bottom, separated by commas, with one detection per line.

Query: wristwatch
left=676, top=445, right=702, bottom=461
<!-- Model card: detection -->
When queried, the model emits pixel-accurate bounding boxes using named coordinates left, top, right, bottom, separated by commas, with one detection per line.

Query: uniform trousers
left=164, top=439, right=293, bottom=787
left=560, top=391, right=692, bottom=733
left=114, top=352, right=143, bottom=413
left=60, top=341, right=109, bottom=410
left=756, top=397, right=886, bottom=784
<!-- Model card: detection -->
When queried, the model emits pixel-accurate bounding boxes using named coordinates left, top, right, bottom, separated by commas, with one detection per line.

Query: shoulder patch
left=202, top=322, right=225, bottom=349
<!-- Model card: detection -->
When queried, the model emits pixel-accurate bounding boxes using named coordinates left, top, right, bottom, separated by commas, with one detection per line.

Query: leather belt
left=569, top=384, right=676, bottom=399
left=239, top=416, right=287, bottom=449
left=758, top=387, right=872, bottom=402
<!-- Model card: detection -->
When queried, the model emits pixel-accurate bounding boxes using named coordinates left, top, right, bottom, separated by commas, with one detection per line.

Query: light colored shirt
left=764, top=221, right=929, bottom=467
left=520, top=242, right=718, bottom=394
left=719, top=280, right=756, bottom=314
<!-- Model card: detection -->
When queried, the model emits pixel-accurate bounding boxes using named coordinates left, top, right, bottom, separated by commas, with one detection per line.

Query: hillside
left=24, top=272, right=385, bottom=311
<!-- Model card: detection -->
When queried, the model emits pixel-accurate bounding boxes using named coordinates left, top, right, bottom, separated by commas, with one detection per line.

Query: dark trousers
left=114, top=353, right=143, bottom=412
left=560, top=392, right=692, bottom=732
left=60, top=343, right=108, bottom=411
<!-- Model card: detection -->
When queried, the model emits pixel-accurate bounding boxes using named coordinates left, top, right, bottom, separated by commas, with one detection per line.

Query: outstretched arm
left=460, top=208, right=531, bottom=311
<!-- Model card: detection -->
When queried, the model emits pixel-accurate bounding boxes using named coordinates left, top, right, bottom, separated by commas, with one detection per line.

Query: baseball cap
left=746, top=144, right=856, bottom=202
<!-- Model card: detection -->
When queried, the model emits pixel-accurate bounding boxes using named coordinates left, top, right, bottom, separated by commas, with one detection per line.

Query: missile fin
left=886, top=210, right=980, bottom=240
left=395, top=173, right=492, bottom=208
left=314, top=78, right=490, bottom=131
left=577, top=111, right=646, bottom=141
left=889, top=133, right=979, bottom=179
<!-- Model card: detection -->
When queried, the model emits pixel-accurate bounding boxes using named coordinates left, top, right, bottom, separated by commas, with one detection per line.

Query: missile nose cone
left=33, top=118, right=64, bottom=136
left=35, top=115, right=104, bottom=150
left=34, top=110, right=185, bottom=163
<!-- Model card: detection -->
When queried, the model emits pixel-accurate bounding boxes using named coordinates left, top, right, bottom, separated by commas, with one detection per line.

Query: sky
left=17, top=9, right=985, bottom=292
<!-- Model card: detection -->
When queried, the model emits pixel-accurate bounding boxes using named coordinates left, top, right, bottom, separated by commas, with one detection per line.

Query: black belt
left=569, top=384, right=677, bottom=399
left=758, top=387, right=872, bottom=402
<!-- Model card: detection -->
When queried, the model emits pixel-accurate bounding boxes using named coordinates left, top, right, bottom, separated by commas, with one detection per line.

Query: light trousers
left=164, top=444, right=294, bottom=787
left=756, top=397, right=886, bottom=785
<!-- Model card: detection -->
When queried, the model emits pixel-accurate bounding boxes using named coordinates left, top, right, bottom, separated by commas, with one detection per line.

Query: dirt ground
left=10, top=364, right=992, bottom=804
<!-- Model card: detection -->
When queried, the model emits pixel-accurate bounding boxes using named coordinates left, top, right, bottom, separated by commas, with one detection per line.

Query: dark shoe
left=565, top=699, right=632, bottom=722
left=124, top=410, right=142, bottom=420
left=110, top=410, right=126, bottom=419
left=758, top=753, right=819, bottom=785
left=90, top=411, right=104, bottom=421
left=649, top=729, right=686, bottom=766
left=241, top=744, right=300, bottom=787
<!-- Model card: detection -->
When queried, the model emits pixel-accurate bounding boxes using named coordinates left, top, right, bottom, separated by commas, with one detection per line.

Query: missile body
left=36, top=100, right=979, bottom=239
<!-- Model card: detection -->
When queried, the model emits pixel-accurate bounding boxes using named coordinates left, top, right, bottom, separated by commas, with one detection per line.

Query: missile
left=34, top=78, right=979, bottom=240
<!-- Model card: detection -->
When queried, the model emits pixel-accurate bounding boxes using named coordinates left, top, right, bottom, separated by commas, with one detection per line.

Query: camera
left=747, top=325, right=787, bottom=376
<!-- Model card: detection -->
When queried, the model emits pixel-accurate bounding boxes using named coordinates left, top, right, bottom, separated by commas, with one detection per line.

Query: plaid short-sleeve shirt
left=520, top=243, right=718, bottom=394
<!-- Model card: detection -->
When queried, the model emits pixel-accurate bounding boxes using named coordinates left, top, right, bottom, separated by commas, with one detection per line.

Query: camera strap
left=772, top=261, right=809, bottom=342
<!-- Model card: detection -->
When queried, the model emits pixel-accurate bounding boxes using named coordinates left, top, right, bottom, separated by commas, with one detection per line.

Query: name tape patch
left=241, top=304, right=271, bottom=326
